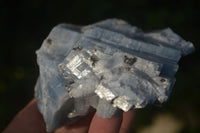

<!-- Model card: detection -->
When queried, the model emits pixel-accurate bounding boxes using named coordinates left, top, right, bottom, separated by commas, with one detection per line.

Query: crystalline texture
left=34, top=19, right=195, bottom=132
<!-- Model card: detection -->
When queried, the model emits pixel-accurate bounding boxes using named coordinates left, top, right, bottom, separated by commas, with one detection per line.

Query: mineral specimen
left=35, top=19, right=195, bottom=132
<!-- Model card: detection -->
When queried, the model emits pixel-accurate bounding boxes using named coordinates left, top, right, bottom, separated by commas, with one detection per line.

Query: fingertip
left=119, top=110, right=135, bottom=133
left=88, top=113, right=122, bottom=133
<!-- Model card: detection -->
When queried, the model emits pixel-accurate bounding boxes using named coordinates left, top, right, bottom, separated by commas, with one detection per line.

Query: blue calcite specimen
left=35, top=19, right=194, bottom=132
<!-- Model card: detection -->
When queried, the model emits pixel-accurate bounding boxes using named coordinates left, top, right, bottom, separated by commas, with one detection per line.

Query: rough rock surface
left=34, top=19, right=195, bottom=132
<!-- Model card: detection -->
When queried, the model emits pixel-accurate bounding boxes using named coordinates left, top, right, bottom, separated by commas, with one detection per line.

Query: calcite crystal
left=35, top=19, right=194, bottom=132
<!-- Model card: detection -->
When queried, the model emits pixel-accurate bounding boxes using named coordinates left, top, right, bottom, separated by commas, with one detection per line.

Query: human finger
left=88, top=113, right=123, bottom=133
left=119, top=110, right=135, bottom=133
left=3, top=99, right=46, bottom=133
left=55, top=110, right=95, bottom=133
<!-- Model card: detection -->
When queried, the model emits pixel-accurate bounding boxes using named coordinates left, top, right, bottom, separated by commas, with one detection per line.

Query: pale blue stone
left=35, top=19, right=195, bottom=132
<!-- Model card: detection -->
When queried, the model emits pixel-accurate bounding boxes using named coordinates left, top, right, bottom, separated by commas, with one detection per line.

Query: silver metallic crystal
left=34, top=19, right=195, bottom=132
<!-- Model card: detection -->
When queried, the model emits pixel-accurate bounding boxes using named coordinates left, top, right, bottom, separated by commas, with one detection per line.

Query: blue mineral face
left=34, top=18, right=195, bottom=132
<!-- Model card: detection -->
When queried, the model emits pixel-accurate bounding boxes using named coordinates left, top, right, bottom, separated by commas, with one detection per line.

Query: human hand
left=3, top=99, right=135, bottom=133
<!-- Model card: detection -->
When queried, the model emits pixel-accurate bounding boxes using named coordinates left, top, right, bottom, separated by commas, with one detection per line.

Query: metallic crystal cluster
left=35, top=19, right=194, bottom=132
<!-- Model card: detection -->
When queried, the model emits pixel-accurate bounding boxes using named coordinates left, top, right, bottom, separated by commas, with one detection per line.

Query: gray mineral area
left=34, top=18, right=195, bottom=132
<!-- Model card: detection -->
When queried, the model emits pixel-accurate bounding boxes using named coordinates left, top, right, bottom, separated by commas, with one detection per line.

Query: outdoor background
left=0, top=0, right=199, bottom=132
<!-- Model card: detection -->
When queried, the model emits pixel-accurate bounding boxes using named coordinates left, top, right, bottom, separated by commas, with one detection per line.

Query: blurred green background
left=0, top=0, right=199, bottom=132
